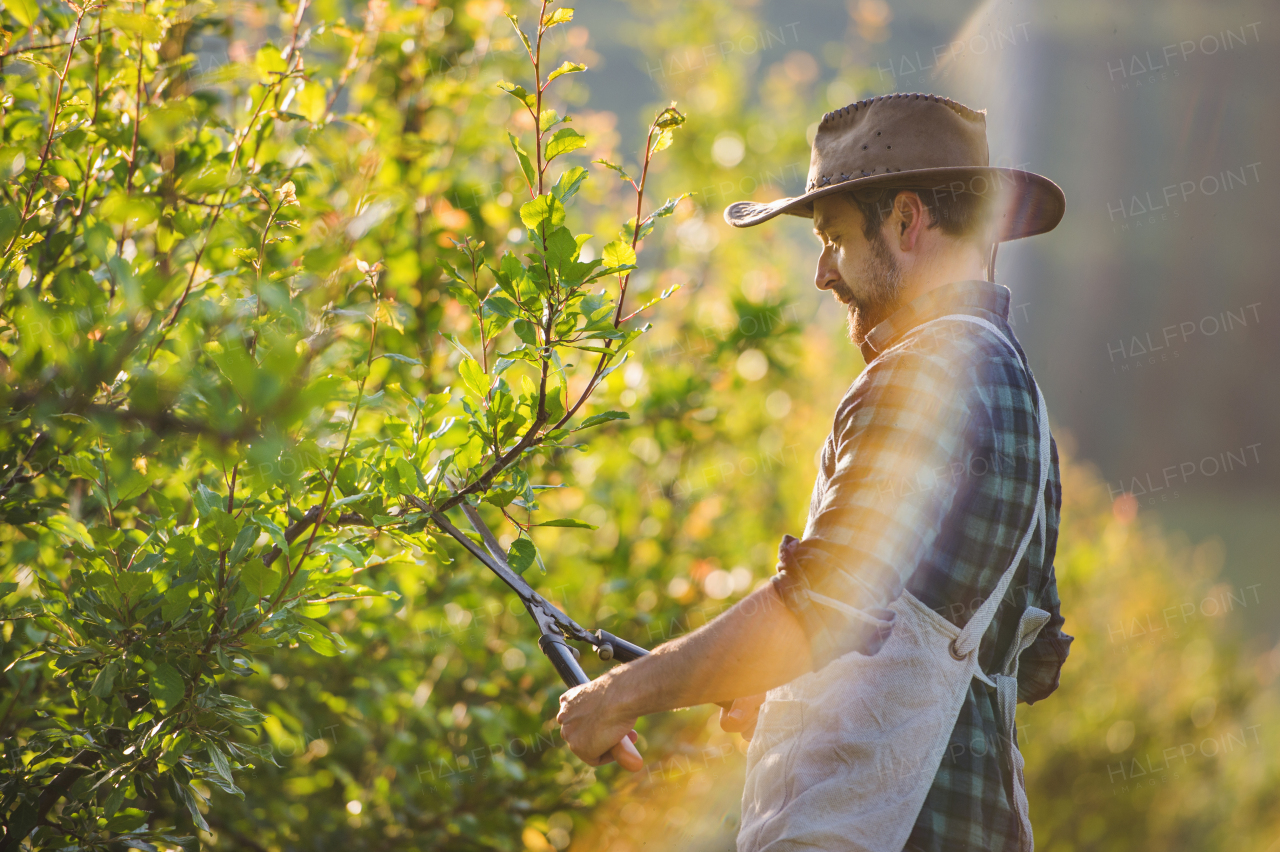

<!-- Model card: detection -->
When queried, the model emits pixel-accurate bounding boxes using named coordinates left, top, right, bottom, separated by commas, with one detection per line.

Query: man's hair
left=845, top=184, right=995, bottom=250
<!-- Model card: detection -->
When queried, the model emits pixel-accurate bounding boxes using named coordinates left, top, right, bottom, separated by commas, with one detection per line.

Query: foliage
left=0, top=0, right=689, bottom=847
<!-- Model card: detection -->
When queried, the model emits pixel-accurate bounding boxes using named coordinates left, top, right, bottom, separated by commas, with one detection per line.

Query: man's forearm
left=605, top=581, right=814, bottom=718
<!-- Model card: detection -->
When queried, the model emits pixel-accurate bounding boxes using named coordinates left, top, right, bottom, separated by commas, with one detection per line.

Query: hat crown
left=806, top=93, right=990, bottom=193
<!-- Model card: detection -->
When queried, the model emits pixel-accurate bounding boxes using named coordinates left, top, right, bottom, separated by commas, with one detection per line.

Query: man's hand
left=556, top=675, right=644, bottom=771
left=719, top=692, right=766, bottom=741
left=555, top=583, right=811, bottom=771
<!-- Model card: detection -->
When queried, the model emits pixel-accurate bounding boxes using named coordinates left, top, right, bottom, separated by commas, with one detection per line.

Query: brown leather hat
left=724, top=92, right=1065, bottom=242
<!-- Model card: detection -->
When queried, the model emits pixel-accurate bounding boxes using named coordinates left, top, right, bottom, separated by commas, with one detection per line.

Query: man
left=558, top=93, right=1073, bottom=851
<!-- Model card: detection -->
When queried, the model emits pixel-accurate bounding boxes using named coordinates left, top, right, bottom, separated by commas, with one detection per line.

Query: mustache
left=830, top=281, right=857, bottom=306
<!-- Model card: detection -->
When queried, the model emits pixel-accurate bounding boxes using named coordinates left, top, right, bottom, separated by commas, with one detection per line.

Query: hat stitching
left=819, top=92, right=984, bottom=128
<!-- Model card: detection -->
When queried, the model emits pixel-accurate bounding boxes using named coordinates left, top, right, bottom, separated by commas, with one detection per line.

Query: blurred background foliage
left=2, top=0, right=1277, bottom=850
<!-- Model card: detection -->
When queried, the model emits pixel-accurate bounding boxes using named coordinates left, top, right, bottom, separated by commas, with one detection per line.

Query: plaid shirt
left=771, top=279, right=1073, bottom=852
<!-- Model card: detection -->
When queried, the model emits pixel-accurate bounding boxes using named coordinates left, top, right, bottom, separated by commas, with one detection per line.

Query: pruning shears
left=431, top=505, right=653, bottom=689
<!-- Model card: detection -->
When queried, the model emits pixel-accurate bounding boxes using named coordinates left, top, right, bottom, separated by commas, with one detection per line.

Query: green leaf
left=504, top=13, right=534, bottom=58
left=654, top=105, right=687, bottom=129
left=296, top=79, right=329, bottom=123
left=0, top=205, right=20, bottom=251
left=90, top=660, right=121, bottom=698
left=162, top=583, right=197, bottom=623
left=534, top=518, right=598, bottom=529
left=623, top=215, right=658, bottom=243
left=239, top=559, right=279, bottom=601
left=192, top=483, right=220, bottom=517
left=593, top=158, right=634, bottom=184
left=7, top=0, right=40, bottom=27
left=114, top=474, right=150, bottom=504
left=602, top=240, right=637, bottom=270
left=296, top=601, right=329, bottom=618
left=208, top=743, right=234, bottom=784
left=439, top=259, right=469, bottom=285
left=198, top=506, right=241, bottom=550
left=149, top=663, right=185, bottom=711
left=459, top=358, right=489, bottom=398
left=329, top=491, right=370, bottom=510
left=228, top=523, right=258, bottom=566
left=497, top=81, right=536, bottom=108
left=483, top=294, right=519, bottom=319
left=116, top=571, right=153, bottom=602
left=105, top=807, right=148, bottom=833
left=543, top=226, right=579, bottom=270
left=547, top=60, right=587, bottom=83
left=650, top=128, right=676, bottom=155
left=103, top=781, right=127, bottom=818
left=46, top=515, right=93, bottom=547
left=648, top=193, right=690, bottom=222
left=542, top=7, right=574, bottom=27
left=545, top=128, right=586, bottom=162
left=150, top=490, right=175, bottom=517
left=506, top=538, right=537, bottom=575
left=376, top=352, right=422, bottom=366
left=296, top=617, right=344, bottom=656
left=538, top=108, right=562, bottom=132
left=552, top=166, right=588, bottom=202
left=519, top=194, right=566, bottom=231
left=507, top=132, right=536, bottom=193
left=578, top=410, right=630, bottom=429
left=513, top=319, right=538, bottom=347
left=439, top=331, right=474, bottom=361
left=170, top=777, right=210, bottom=832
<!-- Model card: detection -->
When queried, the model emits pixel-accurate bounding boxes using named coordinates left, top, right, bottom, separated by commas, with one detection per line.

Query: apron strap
left=869, top=312, right=1051, bottom=852
left=929, top=315, right=1049, bottom=657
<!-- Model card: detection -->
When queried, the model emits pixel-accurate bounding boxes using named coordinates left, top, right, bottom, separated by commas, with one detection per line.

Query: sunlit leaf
left=602, top=240, right=637, bottom=270
left=519, top=194, right=566, bottom=231
left=541, top=7, right=574, bottom=27
left=508, top=132, right=536, bottom=192
left=545, top=128, right=586, bottom=162
left=547, top=60, right=586, bottom=83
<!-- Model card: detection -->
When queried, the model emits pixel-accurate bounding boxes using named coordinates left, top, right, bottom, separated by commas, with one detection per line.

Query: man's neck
left=898, top=249, right=988, bottom=308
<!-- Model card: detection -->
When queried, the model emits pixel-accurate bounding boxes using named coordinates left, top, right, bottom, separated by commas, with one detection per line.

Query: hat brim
left=723, top=167, right=1065, bottom=242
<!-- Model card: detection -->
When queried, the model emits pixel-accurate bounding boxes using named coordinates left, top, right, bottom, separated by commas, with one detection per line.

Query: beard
left=831, top=231, right=904, bottom=345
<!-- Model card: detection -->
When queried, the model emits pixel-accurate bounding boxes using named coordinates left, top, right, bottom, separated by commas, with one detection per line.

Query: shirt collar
left=860, top=279, right=1012, bottom=363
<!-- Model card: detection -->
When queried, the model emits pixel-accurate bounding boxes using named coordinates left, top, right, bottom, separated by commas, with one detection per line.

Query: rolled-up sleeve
left=1018, top=563, right=1073, bottom=703
left=772, top=348, right=975, bottom=671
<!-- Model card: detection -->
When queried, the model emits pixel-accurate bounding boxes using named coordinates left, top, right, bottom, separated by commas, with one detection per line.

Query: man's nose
left=815, top=249, right=839, bottom=291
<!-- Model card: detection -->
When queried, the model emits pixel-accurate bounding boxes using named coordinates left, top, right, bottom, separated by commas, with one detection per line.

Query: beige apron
left=738, top=315, right=1050, bottom=852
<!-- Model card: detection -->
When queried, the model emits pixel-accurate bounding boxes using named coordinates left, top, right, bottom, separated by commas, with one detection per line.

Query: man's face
left=811, top=194, right=904, bottom=345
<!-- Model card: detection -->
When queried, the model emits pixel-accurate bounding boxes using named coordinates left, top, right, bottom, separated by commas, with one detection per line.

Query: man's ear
left=892, top=191, right=928, bottom=252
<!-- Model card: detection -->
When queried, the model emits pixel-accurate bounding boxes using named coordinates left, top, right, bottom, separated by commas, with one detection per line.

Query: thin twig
left=0, top=36, right=91, bottom=60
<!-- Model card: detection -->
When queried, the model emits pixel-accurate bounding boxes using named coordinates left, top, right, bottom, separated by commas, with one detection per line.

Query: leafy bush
left=0, top=0, right=688, bottom=847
